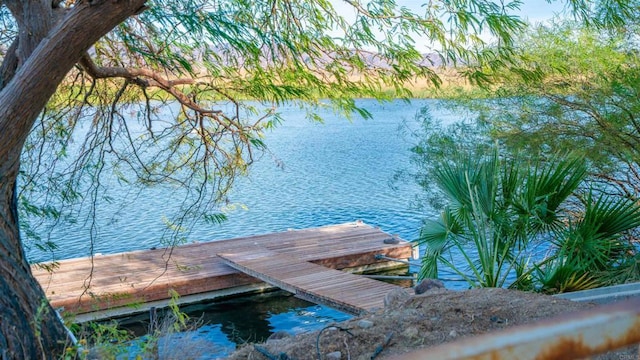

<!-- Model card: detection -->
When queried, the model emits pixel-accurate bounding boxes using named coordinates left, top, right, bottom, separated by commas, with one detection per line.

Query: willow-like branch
left=78, top=53, right=223, bottom=116
left=342, top=0, right=436, bottom=25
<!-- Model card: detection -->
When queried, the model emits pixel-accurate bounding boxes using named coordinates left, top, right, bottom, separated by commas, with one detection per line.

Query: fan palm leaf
left=518, top=155, right=587, bottom=234
left=416, top=143, right=639, bottom=292
left=554, top=193, right=640, bottom=272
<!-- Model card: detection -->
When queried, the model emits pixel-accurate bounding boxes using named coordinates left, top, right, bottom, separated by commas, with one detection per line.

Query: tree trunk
left=0, top=166, right=69, bottom=358
left=0, top=1, right=146, bottom=358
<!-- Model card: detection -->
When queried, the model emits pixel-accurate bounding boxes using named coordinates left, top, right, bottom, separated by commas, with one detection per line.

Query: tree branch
left=78, top=53, right=193, bottom=87
left=342, top=0, right=434, bottom=25
left=0, top=0, right=147, bottom=172
left=78, top=53, right=223, bottom=115
left=4, top=0, right=55, bottom=65
left=0, top=38, right=18, bottom=89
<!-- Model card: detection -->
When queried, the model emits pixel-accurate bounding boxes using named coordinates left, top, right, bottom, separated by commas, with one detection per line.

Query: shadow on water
left=113, top=290, right=351, bottom=357
left=111, top=269, right=415, bottom=358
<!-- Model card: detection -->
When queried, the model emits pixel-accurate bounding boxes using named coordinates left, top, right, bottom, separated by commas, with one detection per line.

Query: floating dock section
left=32, top=222, right=414, bottom=321
left=219, top=249, right=404, bottom=315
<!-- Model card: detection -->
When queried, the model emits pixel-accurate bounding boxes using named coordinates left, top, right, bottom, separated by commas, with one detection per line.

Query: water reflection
left=26, top=99, right=450, bottom=263
left=117, top=290, right=352, bottom=357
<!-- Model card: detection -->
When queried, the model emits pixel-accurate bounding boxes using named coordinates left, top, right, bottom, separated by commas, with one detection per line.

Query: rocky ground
left=226, top=287, right=639, bottom=360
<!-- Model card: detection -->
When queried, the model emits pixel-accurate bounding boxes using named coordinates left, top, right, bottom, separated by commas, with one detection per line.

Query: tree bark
left=0, top=0, right=146, bottom=358
left=0, top=164, right=68, bottom=359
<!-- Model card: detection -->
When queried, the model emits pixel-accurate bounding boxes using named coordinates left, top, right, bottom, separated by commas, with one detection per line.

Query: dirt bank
left=226, top=287, right=638, bottom=359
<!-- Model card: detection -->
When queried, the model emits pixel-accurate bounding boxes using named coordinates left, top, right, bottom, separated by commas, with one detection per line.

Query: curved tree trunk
left=0, top=169, right=69, bottom=358
left=0, top=1, right=146, bottom=358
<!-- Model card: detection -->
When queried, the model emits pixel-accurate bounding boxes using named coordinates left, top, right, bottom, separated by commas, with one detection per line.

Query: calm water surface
left=26, top=99, right=460, bottom=261
left=26, top=99, right=463, bottom=356
left=118, top=290, right=352, bottom=358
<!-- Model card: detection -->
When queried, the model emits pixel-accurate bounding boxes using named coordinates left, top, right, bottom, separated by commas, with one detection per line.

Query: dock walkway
left=219, top=249, right=403, bottom=315
left=33, top=222, right=413, bottom=320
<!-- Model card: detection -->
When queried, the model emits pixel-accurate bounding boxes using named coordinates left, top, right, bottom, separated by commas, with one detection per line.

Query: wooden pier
left=32, top=222, right=413, bottom=321
left=219, top=249, right=404, bottom=315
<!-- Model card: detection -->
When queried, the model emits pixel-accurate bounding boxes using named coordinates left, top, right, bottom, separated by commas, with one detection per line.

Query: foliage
left=3, top=0, right=536, bottom=262
left=408, top=16, right=640, bottom=292
left=452, top=21, right=640, bottom=200
left=541, top=193, right=640, bottom=289
left=1, top=1, right=638, bottom=358
left=416, top=145, right=581, bottom=288
left=64, top=290, right=212, bottom=360
left=400, top=103, right=494, bottom=212
left=414, top=143, right=640, bottom=292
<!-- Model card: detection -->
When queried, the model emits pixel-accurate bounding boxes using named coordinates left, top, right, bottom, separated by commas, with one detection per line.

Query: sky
left=330, top=0, right=571, bottom=51
left=331, top=1, right=569, bottom=23
left=516, top=1, right=568, bottom=23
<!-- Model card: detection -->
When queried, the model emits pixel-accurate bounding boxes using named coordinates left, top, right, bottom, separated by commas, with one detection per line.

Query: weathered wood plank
left=33, top=222, right=413, bottom=316
left=218, top=249, right=403, bottom=315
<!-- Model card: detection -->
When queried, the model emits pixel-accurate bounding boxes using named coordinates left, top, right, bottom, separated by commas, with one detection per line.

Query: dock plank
left=33, top=222, right=412, bottom=317
left=218, top=249, right=403, bottom=315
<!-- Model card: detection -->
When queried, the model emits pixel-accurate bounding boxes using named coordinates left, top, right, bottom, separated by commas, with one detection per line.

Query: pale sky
left=516, top=1, right=568, bottom=23
left=330, top=1, right=570, bottom=50
left=331, top=1, right=568, bottom=23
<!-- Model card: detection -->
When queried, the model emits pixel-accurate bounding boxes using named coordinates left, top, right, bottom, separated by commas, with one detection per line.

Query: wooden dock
left=32, top=222, right=413, bottom=320
left=219, top=249, right=404, bottom=315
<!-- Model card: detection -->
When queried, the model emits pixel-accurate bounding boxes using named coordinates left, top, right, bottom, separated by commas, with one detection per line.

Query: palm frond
left=582, top=193, right=640, bottom=239
left=416, top=218, right=449, bottom=249
left=522, top=155, right=587, bottom=232
left=419, top=246, right=442, bottom=280
left=534, top=256, right=601, bottom=294
left=417, top=144, right=636, bottom=292
left=602, top=253, right=640, bottom=285
left=554, top=193, right=640, bottom=271
left=416, top=213, right=457, bottom=280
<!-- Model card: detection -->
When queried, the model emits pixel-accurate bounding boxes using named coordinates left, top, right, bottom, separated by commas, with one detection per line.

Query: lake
left=25, top=98, right=463, bottom=357
left=26, top=98, right=457, bottom=262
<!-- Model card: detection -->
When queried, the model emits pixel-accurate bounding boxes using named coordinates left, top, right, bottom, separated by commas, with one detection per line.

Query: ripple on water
left=27, top=99, right=460, bottom=358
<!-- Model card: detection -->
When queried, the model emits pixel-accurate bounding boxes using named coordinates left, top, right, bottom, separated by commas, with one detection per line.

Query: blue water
left=26, top=98, right=457, bottom=262
left=119, top=291, right=353, bottom=358
left=25, top=98, right=463, bottom=355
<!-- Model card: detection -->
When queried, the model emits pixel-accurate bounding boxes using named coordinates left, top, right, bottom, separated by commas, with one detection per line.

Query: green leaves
left=551, top=194, right=640, bottom=274
left=521, top=156, right=587, bottom=233
left=18, top=0, right=536, bottom=261
left=447, top=20, right=640, bottom=204
left=562, top=0, right=640, bottom=28
left=405, top=1, right=640, bottom=293
left=415, top=142, right=640, bottom=292
left=581, top=194, right=640, bottom=242
left=202, top=212, right=228, bottom=225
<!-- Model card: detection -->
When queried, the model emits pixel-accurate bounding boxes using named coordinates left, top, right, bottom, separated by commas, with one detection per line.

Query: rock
left=267, top=330, right=291, bottom=342
left=401, top=308, right=422, bottom=320
left=449, top=330, right=458, bottom=338
left=414, top=278, right=444, bottom=294
left=384, top=288, right=410, bottom=308
left=383, top=236, right=400, bottom=244
left=357, top=319, right=374, bottom=329
left=402, top=326, right=420, bottom=339
left=325, top=351, right=342, bottom=360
